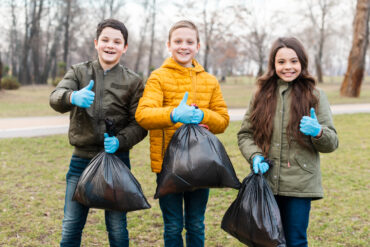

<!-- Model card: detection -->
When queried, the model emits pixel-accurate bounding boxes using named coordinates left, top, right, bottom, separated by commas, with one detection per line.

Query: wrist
left=70, top=91, right=76, bottom=104
left=170, top=110, right=177, bottom=123
left=314, top=129, right=323, bottom=138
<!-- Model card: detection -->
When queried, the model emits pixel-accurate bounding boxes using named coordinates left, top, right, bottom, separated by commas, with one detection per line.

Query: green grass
left=0, top=76, right=369, bottom=118
left=0, top=85, right=57, bottom=117
left=0, top=114, right=369, bottom=246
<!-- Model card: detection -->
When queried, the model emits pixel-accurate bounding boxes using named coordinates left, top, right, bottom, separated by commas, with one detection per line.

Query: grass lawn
left=0, top=76, right=369, bottom=118
left=0, top=114, right=369, bottom=246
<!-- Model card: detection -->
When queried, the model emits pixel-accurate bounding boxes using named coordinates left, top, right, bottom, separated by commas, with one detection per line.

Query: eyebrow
left=100, top=36, right=123, bottom=41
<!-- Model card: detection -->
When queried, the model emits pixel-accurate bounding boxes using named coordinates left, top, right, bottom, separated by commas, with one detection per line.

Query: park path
left=0, top=103, right=369, bottom=139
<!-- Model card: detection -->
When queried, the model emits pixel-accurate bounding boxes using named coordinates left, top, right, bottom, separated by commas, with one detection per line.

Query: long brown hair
left=250, top=37, right=319, bottom=155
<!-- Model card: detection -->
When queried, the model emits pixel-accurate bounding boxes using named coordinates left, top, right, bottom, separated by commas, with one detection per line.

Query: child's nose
left=285, top=62, right=293, bottom=69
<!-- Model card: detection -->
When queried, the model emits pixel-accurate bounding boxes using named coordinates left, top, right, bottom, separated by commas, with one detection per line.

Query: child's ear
left=123, top=44, right=128, bottom=53
left=196, top=42, right=200, bottom=53
left=94, top=39, right=98, bottom=49
left=167, top=41, right=172, bottom=54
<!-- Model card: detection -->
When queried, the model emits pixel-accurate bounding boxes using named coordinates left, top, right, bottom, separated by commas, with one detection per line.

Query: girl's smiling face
left=275, top=47, right=302, bottom=82
left=167, top=27, right=200, bottom=68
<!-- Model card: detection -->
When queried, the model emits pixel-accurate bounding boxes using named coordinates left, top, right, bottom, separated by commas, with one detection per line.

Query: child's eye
left=175, top=40, right=181, bottom=44
left=187, top=41, right=194, bottom=45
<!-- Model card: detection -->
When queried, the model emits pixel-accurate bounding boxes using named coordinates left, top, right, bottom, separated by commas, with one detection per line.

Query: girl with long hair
left=238, top=37, right=338, bottom=247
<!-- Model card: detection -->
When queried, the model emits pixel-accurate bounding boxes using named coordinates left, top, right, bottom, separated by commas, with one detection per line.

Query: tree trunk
left=63, top=0, right=71, bottom=67
left=134, top=0, right=149, bottom=73
left=147, top=0, right=156, bottom=76
left=30, top=0, right=44, bottom=84
left=10, top=1, right=19, bottom=77
left=340, top=0, right=370, bottom=97
left=203, top=0, right=212, bottom=72
left=315, top=54, right=324, bottom=83
left=19, top=0, right=32, bottom=85
left=0, top=53, right=3, bottom=90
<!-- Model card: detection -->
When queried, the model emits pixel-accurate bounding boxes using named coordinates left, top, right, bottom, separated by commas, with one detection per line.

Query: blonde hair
left=168, top=20, right=200, bottom=43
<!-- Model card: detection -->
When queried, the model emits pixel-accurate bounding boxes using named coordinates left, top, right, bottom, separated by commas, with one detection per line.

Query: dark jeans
left=158, top=188, right=210, bottom=247
left=60, top=152, right=130, bottom=247
left=275, top=196, right=312, bottom=247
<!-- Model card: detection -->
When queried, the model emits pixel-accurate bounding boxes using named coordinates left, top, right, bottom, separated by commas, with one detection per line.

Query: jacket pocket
left=294, top=151, right=318, bottom=174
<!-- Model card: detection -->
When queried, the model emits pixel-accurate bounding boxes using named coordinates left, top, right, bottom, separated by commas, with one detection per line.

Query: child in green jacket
left=238, top=37, right=338, bottom=247
left=50, top=19, right=147, bottom=247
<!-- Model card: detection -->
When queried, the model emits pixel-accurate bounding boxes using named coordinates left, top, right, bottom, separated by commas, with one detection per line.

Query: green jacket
left=238, top=80, right=338, bottom=199
left=50, top=60, right=147, bottom=159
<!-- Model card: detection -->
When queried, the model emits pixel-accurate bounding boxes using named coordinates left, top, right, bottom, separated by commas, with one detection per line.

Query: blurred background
left=0, top=0, right=368, bottom=98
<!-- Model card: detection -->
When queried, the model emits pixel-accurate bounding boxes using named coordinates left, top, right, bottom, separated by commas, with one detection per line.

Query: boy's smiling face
left=94, top=27, right=127, bottom=70
left=167, top=27, right=200, bottom=68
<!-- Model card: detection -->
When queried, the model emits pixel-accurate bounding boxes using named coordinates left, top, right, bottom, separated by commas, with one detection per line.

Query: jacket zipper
left=162, top=129, right=165, bottom=158
left=190, top=70, right=197, bottom=104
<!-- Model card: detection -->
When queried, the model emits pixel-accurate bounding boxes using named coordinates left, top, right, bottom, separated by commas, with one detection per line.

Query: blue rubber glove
left=104, top=133, right=119, bottom=153
left=300, top=108, right=322, bottom=137
left=252, top=155, right=269, bottom=174
left=172, top=92, right=196, bottom=124
left=71, top=80, right=95, bottom=108
left=191, top=108, right=204, bottom=124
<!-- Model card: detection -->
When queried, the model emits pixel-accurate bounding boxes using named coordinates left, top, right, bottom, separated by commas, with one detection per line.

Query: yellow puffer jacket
left=135, top=57, right=230, bottom=173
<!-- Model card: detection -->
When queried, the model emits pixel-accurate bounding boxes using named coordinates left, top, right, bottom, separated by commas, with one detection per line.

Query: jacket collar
left=93, top=59, right=120, bottom=74
left=277, top=78, right=291, bottom=94
left=161, top=57, right=204, bottom=74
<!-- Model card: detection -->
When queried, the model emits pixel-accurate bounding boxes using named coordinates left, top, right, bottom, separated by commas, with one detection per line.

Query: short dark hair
left=96, top=18, right=128, bottom=45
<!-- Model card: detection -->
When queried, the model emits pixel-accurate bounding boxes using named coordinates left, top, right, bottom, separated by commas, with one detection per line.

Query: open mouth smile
left=104, top=50, right=116, bottom=55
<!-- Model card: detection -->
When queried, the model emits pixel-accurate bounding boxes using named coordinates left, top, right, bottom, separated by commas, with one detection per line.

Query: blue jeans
left=60, top=153, right=131, bottom=247
left=158, top=188, right=210, bottom=247
left=275, top=196, right=312, bottom=247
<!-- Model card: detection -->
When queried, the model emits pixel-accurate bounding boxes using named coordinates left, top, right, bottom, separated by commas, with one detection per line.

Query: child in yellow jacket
left=135, top=20, right=229, bottom=246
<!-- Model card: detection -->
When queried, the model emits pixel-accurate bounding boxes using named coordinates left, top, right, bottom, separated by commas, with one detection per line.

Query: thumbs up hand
left=71, top=80, right=95, bottom=108
left=171, top=92, right=196, bottom=124
left=299, top=107, right=322, bottom=137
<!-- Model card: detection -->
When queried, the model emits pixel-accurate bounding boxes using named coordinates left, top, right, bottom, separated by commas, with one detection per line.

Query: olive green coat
left=238, top=80, right=338, bottom=199
left=49, top=60, right=147, bottom=159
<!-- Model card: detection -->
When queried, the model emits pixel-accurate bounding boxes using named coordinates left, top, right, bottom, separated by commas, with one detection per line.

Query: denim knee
left=60, top=175, right=89, bottom=247
left=105, top=210, right=129, bottom=247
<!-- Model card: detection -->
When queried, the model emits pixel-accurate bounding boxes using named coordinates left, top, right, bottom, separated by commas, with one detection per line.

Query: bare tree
left=202, top=0, right=216, bottom=72
left=134, top=0, right=150, bottom=74
left=0, top=53, right=3, bottom=90
left=40, top=2, right=64, bottom=85
left=340, top=0, right=370, bottom=97
left=19, top=0, right=44, bottom=85
left=63, top=0, right=72, bottom=67
left=9, top=0, right=21, bottom=77
left=305, top=0, right=336, bottom=83
left=30, top=0, right=44, bottom=84
left=147, top=0, right=156, bottom=76
left=174, top=0, right=236, bottom=73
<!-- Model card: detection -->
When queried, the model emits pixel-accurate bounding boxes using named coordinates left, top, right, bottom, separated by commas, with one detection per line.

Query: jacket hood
left=161, top=57, right=205, bottom=74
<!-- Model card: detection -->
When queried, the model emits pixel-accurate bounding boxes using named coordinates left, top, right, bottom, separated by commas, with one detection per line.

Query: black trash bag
left=72, top=118, right=151, bottom=212
left=221, top=169, right=286, bottom=247
left=154, top=124, right=241, bottom=199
